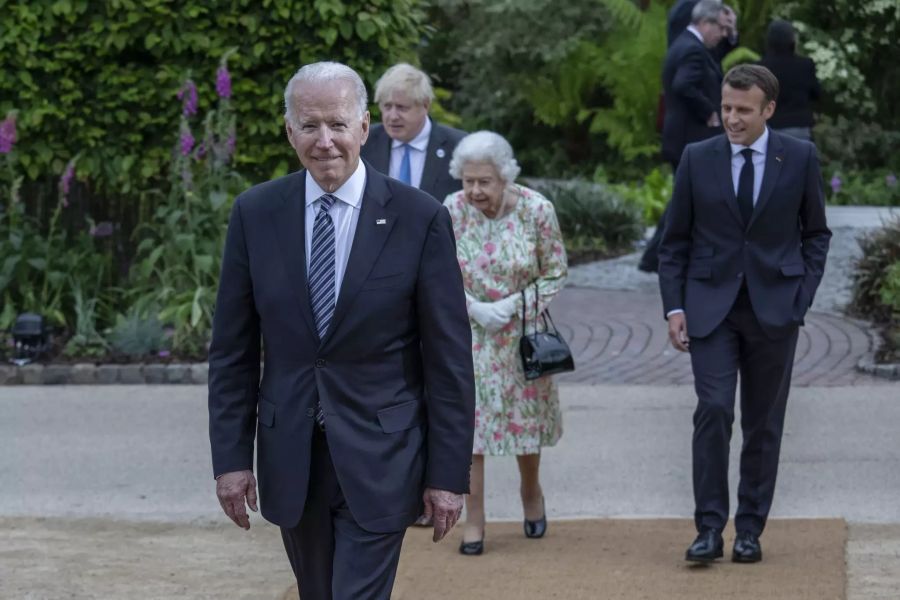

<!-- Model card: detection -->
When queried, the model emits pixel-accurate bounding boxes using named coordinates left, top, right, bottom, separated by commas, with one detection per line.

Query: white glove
left=468, top=294, right=519, bottom=333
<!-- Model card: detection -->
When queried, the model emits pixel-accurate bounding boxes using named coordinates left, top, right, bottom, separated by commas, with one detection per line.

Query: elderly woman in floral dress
left=443, top=131, right=568, bottom=555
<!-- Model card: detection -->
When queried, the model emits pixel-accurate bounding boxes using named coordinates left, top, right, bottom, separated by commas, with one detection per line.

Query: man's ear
left=762, top=100, right=776, bottom=120
left=285, top=118, right=297, bottom=150
left=360, top=111, right=370, bottom=145
left=423, top=98, right=432, bottom=113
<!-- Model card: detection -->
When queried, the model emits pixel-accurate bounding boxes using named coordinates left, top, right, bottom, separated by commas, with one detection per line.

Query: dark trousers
left=688, top=288, right=799, bottom=536
left=280, top=428, right=406, bottom=600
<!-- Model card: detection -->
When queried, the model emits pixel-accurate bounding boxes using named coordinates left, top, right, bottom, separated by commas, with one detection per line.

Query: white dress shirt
left=389, top=117, right=431, bottom=189
left=305, top=161, right=366, bottom=300
left=730, top=127, right=768, bottom=205
left=686, top=25, right=704, bottom=44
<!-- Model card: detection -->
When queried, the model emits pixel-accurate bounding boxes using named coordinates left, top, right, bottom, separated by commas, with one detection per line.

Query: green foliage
left=0, top=0, right=426, bottom=198
left=610, top=166, right=674, bottom=224
left=62, top=282, right=110, bottom=358
left=125, top=85, right=247, bottom=355
left=780, top=0, right=900, bottom=129
left=825, top=171, right=900, bottom=207
left=721, top=46, right=761, bottom=72
left=813, top=116, right=900, bottom=172
left=108, top=310, right=167, bottom=359
left=849, top=216, right=900, bottom=362
left=520, top=1, right=667, bottom=164
left=527, top=178, right=644, bottom=263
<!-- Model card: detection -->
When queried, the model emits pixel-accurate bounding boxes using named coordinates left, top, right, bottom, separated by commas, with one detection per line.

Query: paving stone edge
left=853, top=320, right=900, bottom=381
left=0, top=363, right=209, bottom=385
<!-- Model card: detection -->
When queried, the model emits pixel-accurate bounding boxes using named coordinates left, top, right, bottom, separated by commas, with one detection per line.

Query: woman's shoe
left=523, top=496, right=547, bottom=539
left=459, top=531, right=485, bottom=556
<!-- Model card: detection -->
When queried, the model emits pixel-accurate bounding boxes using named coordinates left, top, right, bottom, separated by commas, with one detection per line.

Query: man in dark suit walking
left=361, top=63, right=465, bottom=203
left=658, top=64, right=831, bottom=564
left=208, top=61, right=475, bottom=599
left=640, top=0, right=730, bottom=273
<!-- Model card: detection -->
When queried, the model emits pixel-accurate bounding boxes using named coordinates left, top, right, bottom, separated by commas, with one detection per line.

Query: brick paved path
left=552, top=286, right=883, bottom=386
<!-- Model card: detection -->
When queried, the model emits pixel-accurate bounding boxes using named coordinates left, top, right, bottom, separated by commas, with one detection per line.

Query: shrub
left=849, top=216, right=900, bottom=362
left=610, top=166, right=673, bottom=225
left=108, top=311, right=168, bottom=359
left=825, top=170, right=900, bottom=207
left=526, top=178, right=644, bottom=264
left=0, top=0, right=426, bottom=202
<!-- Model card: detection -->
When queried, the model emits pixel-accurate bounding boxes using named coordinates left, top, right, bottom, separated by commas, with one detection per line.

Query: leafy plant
left=611, top=166, right=674, bottom=224
left=849, top=216, right=900, bottom=362
left=825, top=170, right=900, bottom=207
left=108, top=310, right=167, bottom=359
left=721, top=46, right=761, bottom=72
left=62, top=281, right=110, bottom=358
left=528, top=178, right=643, bottom=263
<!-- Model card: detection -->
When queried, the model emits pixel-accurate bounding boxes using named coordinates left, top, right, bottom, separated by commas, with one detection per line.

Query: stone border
left=0, top=363, right=208, bottom=385
left=854, top=322, right=900, bottom=381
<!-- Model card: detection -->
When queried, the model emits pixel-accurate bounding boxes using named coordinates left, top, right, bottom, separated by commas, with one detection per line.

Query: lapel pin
left=775, top=156, right=783, bottom=162
left=376, top=218, right=387, bottom=225
left=436, top=148, right=445, bottom=158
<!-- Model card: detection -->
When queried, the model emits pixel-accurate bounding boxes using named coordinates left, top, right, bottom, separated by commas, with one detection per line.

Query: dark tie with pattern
left=309, top=193, right=337, bottom=429
left=737, top=148, right=755, bottom=226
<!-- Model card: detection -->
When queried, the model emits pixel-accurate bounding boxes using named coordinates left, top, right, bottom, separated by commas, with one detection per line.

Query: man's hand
left=216, top=470, right=258, bottom=530
left=667, top=312, right=690, bottom=352
left=422, top=487, right=463, bottom=542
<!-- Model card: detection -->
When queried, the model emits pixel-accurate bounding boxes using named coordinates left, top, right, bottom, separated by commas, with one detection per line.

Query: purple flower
left=196, top=142, right=207, bottom=159
left=90, top=221, right=114, bottom=237
left=216, top=66, right=232, bottom=99
left=225, top=133, right=236, bottom=160
left=179, top=124, right=195, bottom=156
left=830, top=175, right=842, bottom=194
left=0, top=113, right=16, bottom=154
left=58, top=159, right=76, bottom=207
left=177, top=79, right=198, bottom=116
left=887, top=174, right=898, bottom=188
left=158, top=350, right=171, bottom=358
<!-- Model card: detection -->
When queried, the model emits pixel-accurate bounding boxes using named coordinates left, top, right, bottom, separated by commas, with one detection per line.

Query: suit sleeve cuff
left=666, top=309, right=685, bottom=318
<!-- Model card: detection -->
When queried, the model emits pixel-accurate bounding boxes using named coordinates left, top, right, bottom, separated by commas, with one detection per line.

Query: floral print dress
left=444, top=184, right=568, bottom=455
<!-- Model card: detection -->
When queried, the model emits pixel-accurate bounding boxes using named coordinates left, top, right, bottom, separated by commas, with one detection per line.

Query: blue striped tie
left=309, top=193, right=337, bottom=429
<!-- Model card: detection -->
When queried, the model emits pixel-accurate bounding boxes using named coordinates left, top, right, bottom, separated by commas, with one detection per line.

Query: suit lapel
left=714, top=136, right=744, bottom=227
left=272, top=171, right=318, bottom=339
left=747, top=131, right=785, bottom=230
left=419, top=124, right=445, bottom=195
left=319, top=166, right=397, bottom=347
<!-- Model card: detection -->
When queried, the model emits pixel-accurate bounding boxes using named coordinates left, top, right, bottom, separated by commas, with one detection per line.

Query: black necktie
left=737, top=148, right=754, bottom=226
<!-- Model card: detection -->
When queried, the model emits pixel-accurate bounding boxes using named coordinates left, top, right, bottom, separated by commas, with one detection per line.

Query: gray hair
left=691, top=0, right=724, bottom=24
left=449, top=131, right=521, bottom=183
left=373, top=63, right=434, bottom=106
left=283, top=62, right=368, bottom=124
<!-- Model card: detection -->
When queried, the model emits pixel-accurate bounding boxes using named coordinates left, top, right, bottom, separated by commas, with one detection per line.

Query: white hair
left=373, top=63, right=434, bottom=106
left=449, top=131, right=521, bottom=183
left=692, top=0, right=724, bottom=24
left=283, top=62, right=368, bottom=124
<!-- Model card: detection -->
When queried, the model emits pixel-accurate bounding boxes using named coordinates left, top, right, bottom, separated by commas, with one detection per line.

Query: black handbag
left=518, top=286, right=575, bottom=380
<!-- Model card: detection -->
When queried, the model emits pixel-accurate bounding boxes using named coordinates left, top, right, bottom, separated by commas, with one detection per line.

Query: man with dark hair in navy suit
left=659, top=64, right=830, bottom=564
left=208, top=61, right=475, bottom=600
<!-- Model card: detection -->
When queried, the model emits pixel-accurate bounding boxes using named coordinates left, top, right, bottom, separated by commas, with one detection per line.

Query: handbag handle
left=521, top=283, right=556, bottom=338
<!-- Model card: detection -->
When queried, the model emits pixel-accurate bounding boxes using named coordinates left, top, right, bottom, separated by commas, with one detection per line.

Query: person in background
left=641, top=0, right=729, bottom=273
left=443, top=131, right=568, bottom=556
left=758, top=19, right=821, bottom=141
left=361, top=63, right=466, bottom=202
left=667, top=0, right=738, bottom=60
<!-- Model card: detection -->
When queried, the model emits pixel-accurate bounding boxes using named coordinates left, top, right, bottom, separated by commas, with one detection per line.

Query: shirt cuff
left=666, top=309, right=685, bottom=318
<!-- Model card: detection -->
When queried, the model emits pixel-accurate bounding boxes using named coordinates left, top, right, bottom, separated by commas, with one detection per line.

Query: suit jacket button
left=315, top=358, right=326, bottom=368
left=306, top=408, right=315, bottom=417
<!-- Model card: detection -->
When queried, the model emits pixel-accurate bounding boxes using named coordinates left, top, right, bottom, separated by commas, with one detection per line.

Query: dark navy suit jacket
left=208, top=162, right=475, bottom=533
left=662, top=30, right=724, bottom=166
left=658, top=131, right=831, bottom=339
left=361, top=122, right=466, bottom=203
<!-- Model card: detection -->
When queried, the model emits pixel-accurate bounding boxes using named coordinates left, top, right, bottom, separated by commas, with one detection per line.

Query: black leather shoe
left=459, top=532, right=484, bottom=556
left=524, top=496, right=547, bottom=539
left=685, top=528, right=724, bottom=563
left=732, top=531, right=762, bottom=563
